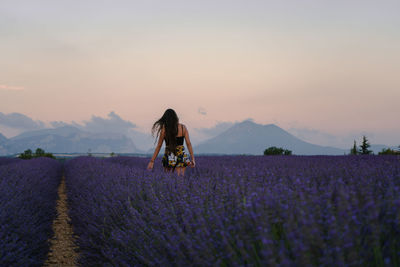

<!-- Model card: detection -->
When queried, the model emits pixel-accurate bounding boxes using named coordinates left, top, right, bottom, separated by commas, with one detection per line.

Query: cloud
left=0, top=112, right=45, bottom=130
left=49, top=111, right=137, bottom=134
left=50, top=120, right=82, bottom=128
left=82, top=111, right=136, bottom=133
left=50, top=121, right=70, bottom=128
left=0, top=84, right=25, bottom=91
left=0, top=111, right=136, bottom=136
left=198, top=107, right=207, bottom=116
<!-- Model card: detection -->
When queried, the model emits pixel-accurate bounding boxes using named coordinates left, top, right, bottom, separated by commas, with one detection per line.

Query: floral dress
left=162, top=136, right=191, bottom=168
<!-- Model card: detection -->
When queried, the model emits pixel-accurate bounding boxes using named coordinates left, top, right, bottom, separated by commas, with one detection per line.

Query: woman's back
left=176, top=124, right=185, bottom=145
left=165, top=124, right=185, bottom=146
left=176, top=123, right=185, bottom=137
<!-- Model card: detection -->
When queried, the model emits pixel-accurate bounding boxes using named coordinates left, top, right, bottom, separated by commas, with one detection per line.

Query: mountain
left=11, top=126, right=82, bottom=140
left=128, top=130, right=155, bottom=151
left=0, top=133, right=7, bottom=143
left=0, top=127, right=141, bottom=155
left=1, top=122, right=395, bottom=156
left=0, top=133, right=7, bottom=155
left=195, top=120, right=347, bottom=155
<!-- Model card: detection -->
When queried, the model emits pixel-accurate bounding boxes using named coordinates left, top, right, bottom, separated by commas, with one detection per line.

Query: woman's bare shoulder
left=178, top=123, right=187, bottom=135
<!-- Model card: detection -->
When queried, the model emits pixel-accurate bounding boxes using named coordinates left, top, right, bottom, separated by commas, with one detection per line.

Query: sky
left=1, top=0, right=399, bottom=147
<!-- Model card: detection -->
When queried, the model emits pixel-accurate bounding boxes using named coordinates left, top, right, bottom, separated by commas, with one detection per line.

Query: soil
left=44, top=176, right=79, bottom=267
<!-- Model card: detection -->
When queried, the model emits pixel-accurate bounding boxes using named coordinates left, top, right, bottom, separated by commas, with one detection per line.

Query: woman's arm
left=183, top=125, right=195, bottom=167
left=147, top=128, right=165, bottom=170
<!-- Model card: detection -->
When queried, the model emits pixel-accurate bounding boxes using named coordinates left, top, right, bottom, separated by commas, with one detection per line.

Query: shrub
left=18, top=148, right=55, bottom=160
left=378, top=148, right=400, bottom=155
left=264, top=146, right=292, bottom=155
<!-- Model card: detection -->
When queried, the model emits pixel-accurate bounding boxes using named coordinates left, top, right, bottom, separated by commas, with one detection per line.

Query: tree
left=378, top=148, right=400, bottom=155
left=350, top=140, right=358, bottom=155
left=44, top=152, right=56, bottom=159
left=19, top=149, right=33, bottom=159
left=18, top=148, right=55, bottom=159
left=35, top=148, right=45, bottom=157
left=264, top=146, right=292, bottom=156
left=283, top=149, right=292, bottom=155
left=359, top=135, right=372, bottom=155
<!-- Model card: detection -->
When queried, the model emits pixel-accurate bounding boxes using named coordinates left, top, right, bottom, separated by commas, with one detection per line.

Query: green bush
left=18, top=149, right=33, bottom=159
left=264, top=146, right=292, bottom=156
left=18, top=148, right=55, bottom=160
left=378, top=148, right=400, bottom=155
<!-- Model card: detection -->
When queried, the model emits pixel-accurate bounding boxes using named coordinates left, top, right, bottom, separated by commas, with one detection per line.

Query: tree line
left=263, top=135, right=399, bottom=156
left=18, top=148, right=55, bottom=159
left=350, top=136, right=400, bottom=155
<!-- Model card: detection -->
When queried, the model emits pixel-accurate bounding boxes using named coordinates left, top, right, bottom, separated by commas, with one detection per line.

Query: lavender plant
left=0, top=157, right=20, bottom=166
left=0, top=158, right=62, bottom=266
left=65, top=155, right=400, bottom=266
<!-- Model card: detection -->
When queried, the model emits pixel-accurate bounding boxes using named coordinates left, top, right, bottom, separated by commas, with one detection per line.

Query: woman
left=147, top=109, right=195, bottom=176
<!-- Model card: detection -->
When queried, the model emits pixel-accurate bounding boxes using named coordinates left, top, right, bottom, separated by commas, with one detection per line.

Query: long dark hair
left=152, top=109, right=179, bottom=152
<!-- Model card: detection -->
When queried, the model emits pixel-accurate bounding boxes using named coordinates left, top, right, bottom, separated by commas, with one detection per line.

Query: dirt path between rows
left=44, top=176, right=79, bottom=266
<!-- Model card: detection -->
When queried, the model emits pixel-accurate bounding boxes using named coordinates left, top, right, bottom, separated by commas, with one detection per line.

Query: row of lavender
left=0, top=158, right=62, bottom=266
left=65, top=155, right=400, bottom=266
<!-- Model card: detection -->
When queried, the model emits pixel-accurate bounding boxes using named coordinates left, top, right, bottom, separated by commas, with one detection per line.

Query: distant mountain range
left=0, top=121, right=396, bottom=156
left=194, top=120, right=346, bottom=155
left=0, top=133, right=7, bottom=143
left=0, top=126, right=140, bottom=155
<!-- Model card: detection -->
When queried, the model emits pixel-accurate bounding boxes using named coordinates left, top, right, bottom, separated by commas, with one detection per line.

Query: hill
left=195, top=120, right=346, bottom=155
left=0, top=133, right=7, bottom=143
left=0, top=127, right=141, bottom=155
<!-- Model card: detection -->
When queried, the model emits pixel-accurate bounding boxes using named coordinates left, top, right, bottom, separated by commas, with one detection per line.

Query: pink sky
left=1, top=0, right=399, bottom=146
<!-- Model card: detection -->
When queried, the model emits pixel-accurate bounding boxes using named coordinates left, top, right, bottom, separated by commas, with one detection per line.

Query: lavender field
left=0, top=158, right=62, bottom=266
left=65, top=155, right=400, bottom=266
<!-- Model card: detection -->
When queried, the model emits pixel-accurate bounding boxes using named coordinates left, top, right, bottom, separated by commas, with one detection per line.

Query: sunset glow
left=1, top=0, right=399, bottom=146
